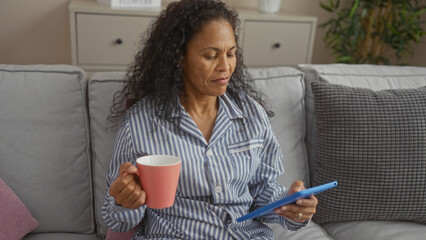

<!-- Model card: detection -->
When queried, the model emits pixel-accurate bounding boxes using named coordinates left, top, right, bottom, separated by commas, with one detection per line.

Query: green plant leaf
left=335, top=0, right=340, bottom=9
left=412, top=8, right=426, bottom=19
left=329, top=0, right=334, bottom=8
left=320, top=2, right=334, bottom=12
left=350, top=0, right=359, bottom=18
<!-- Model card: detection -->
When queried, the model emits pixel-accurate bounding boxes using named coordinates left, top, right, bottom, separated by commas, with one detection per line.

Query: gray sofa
left=0, top=63, right=425, bottom=240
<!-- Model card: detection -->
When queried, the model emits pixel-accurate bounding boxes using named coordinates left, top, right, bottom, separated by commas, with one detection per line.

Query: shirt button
left=206, top=149, right=213, bottom=156
left=215, top=185, right=223, bottom=193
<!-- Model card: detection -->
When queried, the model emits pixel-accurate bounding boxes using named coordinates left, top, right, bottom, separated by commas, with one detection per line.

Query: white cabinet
left=69, top=0, right=317, bottom=71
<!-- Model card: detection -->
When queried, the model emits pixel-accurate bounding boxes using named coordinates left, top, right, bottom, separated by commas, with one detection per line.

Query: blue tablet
left=236, top=181, right=338, bottom=222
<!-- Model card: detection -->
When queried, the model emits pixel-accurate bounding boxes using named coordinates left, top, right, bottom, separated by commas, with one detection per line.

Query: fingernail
left=281, top=206, right=287, bottom=211
left=297, top=200, right=302, bottom=205
left=274, top=209, right=280, bottom=214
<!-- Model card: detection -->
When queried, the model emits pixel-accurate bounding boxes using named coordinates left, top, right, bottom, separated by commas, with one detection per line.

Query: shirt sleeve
left=247, top=107, right=309, bottom=231
left=102, top=117, right=147, bottom=232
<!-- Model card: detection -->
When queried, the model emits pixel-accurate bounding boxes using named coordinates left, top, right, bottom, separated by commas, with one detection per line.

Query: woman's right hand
left=109, top=162, right=146, bottom=209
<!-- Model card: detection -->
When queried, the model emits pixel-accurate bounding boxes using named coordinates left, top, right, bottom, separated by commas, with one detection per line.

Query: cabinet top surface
left=69, top=0, right=317, bottom=22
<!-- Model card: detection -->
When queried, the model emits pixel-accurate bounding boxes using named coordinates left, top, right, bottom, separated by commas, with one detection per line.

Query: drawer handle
left=273, top=42, right=281, bottom=49
left=115, top=38, right=123, bottom=45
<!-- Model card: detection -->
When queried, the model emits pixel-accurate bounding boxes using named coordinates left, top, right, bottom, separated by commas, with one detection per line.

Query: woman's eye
left=227, top=53, right=235, bottom=58
left=205, top=55, right=216, bottom=60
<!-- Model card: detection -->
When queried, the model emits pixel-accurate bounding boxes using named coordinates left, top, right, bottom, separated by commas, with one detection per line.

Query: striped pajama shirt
left=102, top=92, right=306, bottom=239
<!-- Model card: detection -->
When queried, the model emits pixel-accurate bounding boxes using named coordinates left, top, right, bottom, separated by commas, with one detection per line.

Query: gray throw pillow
left=311, top=81, right=426, bottom=224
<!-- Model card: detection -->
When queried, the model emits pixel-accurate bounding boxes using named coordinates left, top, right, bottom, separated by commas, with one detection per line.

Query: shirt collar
left=171, top=93, right=244, bottom=120
left=219, top=93, right=244, bottom=120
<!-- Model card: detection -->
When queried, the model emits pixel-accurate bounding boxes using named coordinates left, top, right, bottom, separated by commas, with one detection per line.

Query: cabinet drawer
left=76, top=13, right=154, bottom=66
left=242, top=20, right=313, bottom=67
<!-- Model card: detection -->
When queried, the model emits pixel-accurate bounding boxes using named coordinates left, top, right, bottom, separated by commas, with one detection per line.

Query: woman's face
left=182, top=19, right=237, bottom=98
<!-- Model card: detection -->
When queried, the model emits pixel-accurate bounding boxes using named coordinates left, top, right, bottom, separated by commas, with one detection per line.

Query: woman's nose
left=216, top=55, right=230, bottom=71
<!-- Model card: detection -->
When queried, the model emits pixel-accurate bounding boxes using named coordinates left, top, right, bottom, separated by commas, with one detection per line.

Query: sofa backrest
left=88, top=72, right=126, bottom=239
left=299, top=64, right=426, bottom=183
left=246, top=67, right=309, bottom=187
left=0, top=65, right=94, bottom=234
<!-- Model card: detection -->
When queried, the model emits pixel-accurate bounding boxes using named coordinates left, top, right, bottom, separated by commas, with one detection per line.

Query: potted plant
left=320, top=0, right=426, bottom=64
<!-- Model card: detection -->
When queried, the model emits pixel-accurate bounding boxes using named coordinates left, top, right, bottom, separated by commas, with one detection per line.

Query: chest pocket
left=228, top=138, right=264, bottom=154
left=228, top=138, right=263, bottom=176
left=227, top=138, right=264, bottom=186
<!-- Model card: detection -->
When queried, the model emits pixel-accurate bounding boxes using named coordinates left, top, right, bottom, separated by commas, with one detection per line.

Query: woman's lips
left=211, top=77, right=229, bottom=85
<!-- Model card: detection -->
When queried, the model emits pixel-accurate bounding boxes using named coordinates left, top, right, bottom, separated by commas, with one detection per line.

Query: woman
left=103, top=0, right=318, bottom=239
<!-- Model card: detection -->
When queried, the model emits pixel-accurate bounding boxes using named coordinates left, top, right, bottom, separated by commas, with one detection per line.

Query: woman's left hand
left=273, top=180, right=318, bottom=223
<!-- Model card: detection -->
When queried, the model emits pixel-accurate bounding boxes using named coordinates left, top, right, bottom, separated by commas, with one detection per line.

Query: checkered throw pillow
left=311, top=81, right=426, bottom=224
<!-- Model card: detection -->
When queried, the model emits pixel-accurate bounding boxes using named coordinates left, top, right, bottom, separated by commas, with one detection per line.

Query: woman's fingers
left=129, top=188, right=146, bottom=209
left=119, top=178, right=137, bottom=199
left=274, top=205, right=313, bottom=222
left=119, top=162, right=139, bottom=176
left=110, top=162, right=145, bottom=209
left=274, top=195, right=318, bottom=222
left=295, top=195, right=318, bottom=207
left=288, top=180, right=305, bottom=195
left=122, top=179, right=145, bottom=208
left=109, top=173, right=135, bottom=196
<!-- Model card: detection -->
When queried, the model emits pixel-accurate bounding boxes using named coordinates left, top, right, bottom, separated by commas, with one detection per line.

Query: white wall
left=1, top=0, right=425, bottom=66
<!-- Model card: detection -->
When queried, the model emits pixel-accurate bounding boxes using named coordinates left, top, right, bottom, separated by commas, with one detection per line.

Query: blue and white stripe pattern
left=102, top=92, right=306, bottom=239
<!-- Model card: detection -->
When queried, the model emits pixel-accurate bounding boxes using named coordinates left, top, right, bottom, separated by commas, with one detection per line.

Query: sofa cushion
left=298, top=64, right=426, bottom=184
left=269, top=221, right=332, bottom=240
left=311, top=81, right=426, bottom=224
left=246, top=67, right=310, bottom=187
left=0, top=65, right=94, bottom=233
left=23, top=233, right=99, bottom=240
left=0, top=178, right=39, bottom=239
left=322, top=221, right=426, bottom=240
left=88, top=72, right=126, bottom=239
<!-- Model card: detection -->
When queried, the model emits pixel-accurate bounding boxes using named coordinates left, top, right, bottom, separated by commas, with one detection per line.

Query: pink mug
left=136, top=155, right=181, bottom=209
